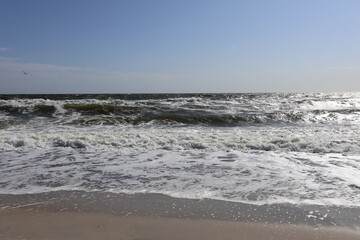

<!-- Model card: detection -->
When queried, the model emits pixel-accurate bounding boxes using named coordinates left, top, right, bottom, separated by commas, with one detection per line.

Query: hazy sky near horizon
left=1, top=0, right=360, bottom=93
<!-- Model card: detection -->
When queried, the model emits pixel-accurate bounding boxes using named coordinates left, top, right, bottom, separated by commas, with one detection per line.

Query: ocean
left=1, top=92, right=360, bottom=207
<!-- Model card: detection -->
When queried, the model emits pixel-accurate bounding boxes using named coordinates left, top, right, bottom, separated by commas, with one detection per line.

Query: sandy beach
left=1, top=208, right=359, bottom=240
left=1, top=191, right=359, bottom=239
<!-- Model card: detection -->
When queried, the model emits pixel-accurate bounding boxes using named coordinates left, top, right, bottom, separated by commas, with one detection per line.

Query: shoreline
left=0, top=191, right=360, bottom=240
left=1, top=190, right=359, bottom=239
left=1, top=208, right=360, bottom=240
left=1, top=191, right=360, bottom=227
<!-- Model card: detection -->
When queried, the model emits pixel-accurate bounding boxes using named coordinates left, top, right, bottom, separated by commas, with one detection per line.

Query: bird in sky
left=23, top=71, right=28, bottom=75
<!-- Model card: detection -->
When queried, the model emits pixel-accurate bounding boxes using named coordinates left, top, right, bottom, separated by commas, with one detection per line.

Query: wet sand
left=1, top=208, right=360, bottom=240
left=0, top=191, right=359, bottom=239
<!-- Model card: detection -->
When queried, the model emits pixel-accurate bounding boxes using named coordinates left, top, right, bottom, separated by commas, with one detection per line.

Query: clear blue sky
left=1, top=0, right=360, bottom=93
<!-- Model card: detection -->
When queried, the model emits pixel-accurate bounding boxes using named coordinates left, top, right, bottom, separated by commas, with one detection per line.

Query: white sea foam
left=0, top=148, right=359, bottom=206
left=1, top=92, right=360, bottom=206
left=0, top=124, right=359, bottom=154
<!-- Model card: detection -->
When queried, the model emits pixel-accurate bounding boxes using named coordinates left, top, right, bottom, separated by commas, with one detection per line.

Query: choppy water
left=1, top=93, right=360, bottom=206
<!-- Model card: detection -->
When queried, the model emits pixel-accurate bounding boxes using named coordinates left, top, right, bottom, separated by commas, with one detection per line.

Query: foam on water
left=0, top=148, right=359, bottom=206
left=1, top=92, right=360, bottom=126
left=1, top=92, right=360, bottom=206
left=1, top=125, right=359, bottom=154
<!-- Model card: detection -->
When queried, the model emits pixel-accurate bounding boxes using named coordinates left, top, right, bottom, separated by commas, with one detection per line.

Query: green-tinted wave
left=33, top=105, right=56, bottom=115
left=0, top=105, right=19, bottom=113
left=0, top=105, right=56, bottom=116
left=67, top=114, right=267, bottom=126
left=63, top=104, right=156, bottom=115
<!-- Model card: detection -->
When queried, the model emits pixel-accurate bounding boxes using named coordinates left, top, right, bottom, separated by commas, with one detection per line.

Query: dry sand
left=1, top=208, right=359, bottom=240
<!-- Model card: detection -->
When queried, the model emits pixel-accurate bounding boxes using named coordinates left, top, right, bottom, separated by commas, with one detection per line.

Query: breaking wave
left=1, top=92, right=360, bottom=206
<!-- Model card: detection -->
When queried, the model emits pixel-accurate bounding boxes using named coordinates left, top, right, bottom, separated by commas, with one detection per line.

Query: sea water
left=0, top=93, right=359, bottom=206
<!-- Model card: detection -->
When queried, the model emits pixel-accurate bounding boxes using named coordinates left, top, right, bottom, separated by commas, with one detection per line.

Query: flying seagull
left=23, top=71, right=28, bottom=75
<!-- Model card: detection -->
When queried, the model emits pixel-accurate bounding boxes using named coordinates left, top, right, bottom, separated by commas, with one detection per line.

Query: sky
left=1, top=0, right=360, bottom=93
